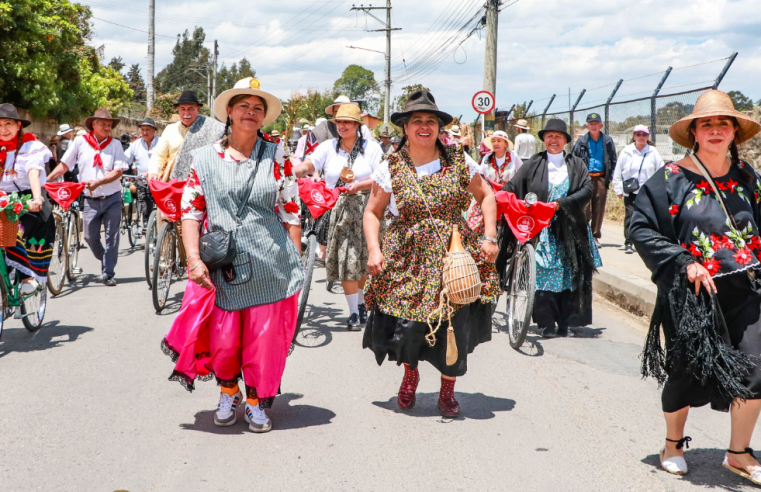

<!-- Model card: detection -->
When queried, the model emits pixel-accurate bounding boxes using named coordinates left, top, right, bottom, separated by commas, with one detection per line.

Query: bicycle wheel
left=0, top=277, right=7, bottom=339
left=21, top=283, right=47, bottom=332
left=290, top=234, right=316, bottom=354
left=65, top=212, right=81, bottom=281
left=144, top=211, right=158, bottom=288
left=507, top=242, right=536, bottom=350
left=131, top=203, right=143, bottom=245
left=47, top=214, right=67, bottom=295
left=125, top=201, right=136, bottom=247
left=152, top=222, right=175, bottom=312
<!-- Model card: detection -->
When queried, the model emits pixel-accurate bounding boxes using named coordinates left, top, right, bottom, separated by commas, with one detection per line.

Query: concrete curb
left=593, top=264, right=656, bottom=317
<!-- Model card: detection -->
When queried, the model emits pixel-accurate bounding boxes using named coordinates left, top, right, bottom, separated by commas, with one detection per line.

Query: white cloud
left=84, top=0, right=761, bottom=121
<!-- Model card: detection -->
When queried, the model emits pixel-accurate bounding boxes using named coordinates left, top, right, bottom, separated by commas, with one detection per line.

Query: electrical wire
left=91, top=16, right=177, bottom=39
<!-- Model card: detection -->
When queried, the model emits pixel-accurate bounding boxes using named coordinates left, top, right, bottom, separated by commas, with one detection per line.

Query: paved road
left=1, top=239, right=759, bottom=491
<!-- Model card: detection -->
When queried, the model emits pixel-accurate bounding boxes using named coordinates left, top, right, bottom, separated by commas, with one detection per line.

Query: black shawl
left=629, top=166, right=756, bottom=411
left=498, top=151, right=596, bottom=325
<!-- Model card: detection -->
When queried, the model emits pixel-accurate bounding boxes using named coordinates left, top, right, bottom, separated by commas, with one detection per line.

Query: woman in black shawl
left=500, top=119, right=601, bottom=337
left=629, top=90, right=761, bottom=483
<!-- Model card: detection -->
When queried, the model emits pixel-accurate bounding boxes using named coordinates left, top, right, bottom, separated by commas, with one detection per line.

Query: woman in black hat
left=363, top=91, right=500, bottom=418
left=500, top=118, right=601, bottom=338
left=0, top=103, right=56, bottom=291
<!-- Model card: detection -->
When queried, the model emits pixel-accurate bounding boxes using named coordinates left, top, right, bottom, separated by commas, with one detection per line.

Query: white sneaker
left=244, top=402, right=272, bottom=433
left=214, top=391, right=242, bottom=427
left=20, top=280, right=39, bottom=295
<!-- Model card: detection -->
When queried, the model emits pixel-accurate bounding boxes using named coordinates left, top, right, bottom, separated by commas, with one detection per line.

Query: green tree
left=126, top=64, right=146, bottom=103
left=108, top=56, right=125, bottom=74
left=728, top=90, right=754, bottom=111
left=0, top=0, right=131, bottom=121
left=217, top=57, right=256, bottom=92
left=155, top=27, right=211, bottom=102
left=392, top=84, right=430, bottom=113
left=333, top=65, right=379, bottom=108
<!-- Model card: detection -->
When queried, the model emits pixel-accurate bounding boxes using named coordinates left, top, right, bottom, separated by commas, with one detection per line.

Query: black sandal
left=723, top=448, right=761, bottom=485
left=666, top=437, right=692, bottom=450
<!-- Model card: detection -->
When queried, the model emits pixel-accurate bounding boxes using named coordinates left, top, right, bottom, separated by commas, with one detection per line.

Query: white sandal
left=723, top=448, right=761, bottom=486
left=660, top=437, right=691, bottom=475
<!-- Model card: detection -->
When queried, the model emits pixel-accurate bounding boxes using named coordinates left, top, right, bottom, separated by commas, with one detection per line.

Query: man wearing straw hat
left=513, top=119, right=537, bottom=160
left=49, top=109, right=129, bottom=286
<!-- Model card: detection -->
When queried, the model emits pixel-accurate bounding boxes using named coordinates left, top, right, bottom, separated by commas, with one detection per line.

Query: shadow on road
left=289, top=304, right=348, bottom=351
left=641, top=448, right=752, bottom=490
left=179, top=393, right=335, bottom=434
left=0, top=320, right=93, bottom=359
left=372, top=392, right=515, bottom=420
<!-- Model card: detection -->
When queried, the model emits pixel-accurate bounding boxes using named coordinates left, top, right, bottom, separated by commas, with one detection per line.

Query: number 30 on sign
left=472, top=90, right=495, bottom=114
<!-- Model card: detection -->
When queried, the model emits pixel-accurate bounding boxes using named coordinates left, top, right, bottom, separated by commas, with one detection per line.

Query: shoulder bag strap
left=234, top=140, right=269, bottom=223
left=689, top=154, right=738, bottom=229
left=403, top=159, right=449, bottom=255
left=630, top=152, right=648, bottom=180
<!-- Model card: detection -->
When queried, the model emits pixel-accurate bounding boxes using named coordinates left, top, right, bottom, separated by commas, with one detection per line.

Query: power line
left=91, top=16, right=177, bottom=39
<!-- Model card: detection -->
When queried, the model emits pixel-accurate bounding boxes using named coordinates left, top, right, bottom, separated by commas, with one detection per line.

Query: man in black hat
left=571, top=112, right=617, bottom=243
left=125, top=117, right=160, bottom=224
left=148, top=90, right=224, bottom=183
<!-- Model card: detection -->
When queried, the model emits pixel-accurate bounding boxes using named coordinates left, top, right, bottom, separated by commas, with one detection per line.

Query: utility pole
left=146, top=0, right=155, bottom=111
left=211, top=40, right=218, bottom=108
left=483, top=0, right=500, bottom=132
left=350, top=2, right=401, bottom=124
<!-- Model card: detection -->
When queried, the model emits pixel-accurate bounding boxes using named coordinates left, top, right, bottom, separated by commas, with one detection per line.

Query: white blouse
left=309, top=138, right=384, bottom=189
left=0, top=140, right=51, bottom=193
left=547, top=151, right=568, bottom=186
left=612, top=143, right=665, bottom=196
left=371, top=153, right=481, bottom=216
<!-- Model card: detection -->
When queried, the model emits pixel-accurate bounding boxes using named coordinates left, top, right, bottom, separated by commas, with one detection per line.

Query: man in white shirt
left=125, top=117, right=160, bottom=225
left=49, top=109, right=128, bottom=286
left=513, top=119, right=537, bottom=160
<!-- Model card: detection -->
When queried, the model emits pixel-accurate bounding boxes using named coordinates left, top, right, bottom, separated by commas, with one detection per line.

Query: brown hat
left=669, top=90, right=761, bottom=148
left=85, top=108, right=120, bottom=131
left=334, top=103, right=362, bottom=123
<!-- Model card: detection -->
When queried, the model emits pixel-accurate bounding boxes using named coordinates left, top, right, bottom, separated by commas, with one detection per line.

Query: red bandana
left=0, top=133, right=38, bottom=170
left=82, top=132, right=113, bottom=169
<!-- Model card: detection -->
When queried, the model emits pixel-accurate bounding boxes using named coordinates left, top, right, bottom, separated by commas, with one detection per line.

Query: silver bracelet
left=484, top=236, right=498, bottom=244
left=188, top=260, right=204, bottom=272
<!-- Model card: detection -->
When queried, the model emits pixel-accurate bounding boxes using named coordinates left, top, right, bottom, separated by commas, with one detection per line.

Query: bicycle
left=144, top=209, right=158, bottom=288
left=120, top=175, right=147, bottom=248
left=148, top=179, right=187, bottom=312
left=496, top=191, right=554, bottom=350
left=44, top=182, right=86, bottom=296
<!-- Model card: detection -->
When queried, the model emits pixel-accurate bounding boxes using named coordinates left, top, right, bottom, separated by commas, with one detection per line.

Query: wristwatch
left=484, top=236, right=498, bottom=244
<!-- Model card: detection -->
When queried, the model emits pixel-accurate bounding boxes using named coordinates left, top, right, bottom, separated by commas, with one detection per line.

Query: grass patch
left=605, top=188, right=625, bottom=223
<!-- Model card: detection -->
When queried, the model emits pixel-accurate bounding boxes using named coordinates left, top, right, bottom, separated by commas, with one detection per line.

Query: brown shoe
left=438, top=377, right=460, bottom=418
left=397, top=364, right=419, bottom=410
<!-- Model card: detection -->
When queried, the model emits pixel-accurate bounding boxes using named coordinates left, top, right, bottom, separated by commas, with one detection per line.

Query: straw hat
left=334, top=103, right=362, bottom=123
left=483, top=135, right=514, bottom=152
left=669, top=90, right=761, bottom=148
left=213, top=77, right=282, bottom=126
left=514, top=119, right=530, bottom=130
left=449, top=125, right=461, bottom=136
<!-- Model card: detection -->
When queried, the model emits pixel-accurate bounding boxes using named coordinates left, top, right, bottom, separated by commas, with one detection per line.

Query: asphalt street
left=1, top=238, right=760, bottom=491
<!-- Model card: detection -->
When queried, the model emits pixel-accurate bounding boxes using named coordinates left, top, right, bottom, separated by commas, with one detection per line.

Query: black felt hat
left=0, top=103, right=31, bottom=127
left=390, top=91, right=453, bottom=126
left=139, top=117, right=158, bottom=129
left=538, top=118, right=572, bottom=143
left=175, top=91, right=202, bottom=107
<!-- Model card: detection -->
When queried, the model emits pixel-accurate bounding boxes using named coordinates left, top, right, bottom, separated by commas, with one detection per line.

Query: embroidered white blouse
left=0, top=140, right=51, bottom=193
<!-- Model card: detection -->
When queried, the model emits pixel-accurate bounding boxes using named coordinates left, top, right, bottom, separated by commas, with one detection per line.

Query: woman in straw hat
left=362, top=90, right=499, bottom=418
left=630, top=90, right=761, bottom=481
left=161, top=78, right=303, bottom=433
left=0, top=103, right=55, bottom=292
left=294, top=103, right=385, bottom=330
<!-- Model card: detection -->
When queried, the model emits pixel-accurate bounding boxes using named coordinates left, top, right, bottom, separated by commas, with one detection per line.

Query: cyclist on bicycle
left=0, top=104, right=56, bottom=293
left=125, top=117, right=160, bottom=226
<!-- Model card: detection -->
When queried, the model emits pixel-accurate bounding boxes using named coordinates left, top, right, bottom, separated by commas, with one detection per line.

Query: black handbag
left=622, top=152, right=648, bottom=194
left=199, top=142, right=267, bottom=271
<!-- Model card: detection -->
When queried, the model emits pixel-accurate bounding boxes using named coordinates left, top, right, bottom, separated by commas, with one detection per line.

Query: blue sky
left=84, top=0, right=761, bottom=122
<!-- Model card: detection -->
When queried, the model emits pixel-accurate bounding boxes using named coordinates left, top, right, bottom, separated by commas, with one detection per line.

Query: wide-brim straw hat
left=0, top=103, right=32, bottom=127
left=514, top=119, right=530, bottom=130
left=85, top=108, right=120, bottom=131
left=390, top=90, right=453, bottom=126
left=214, top=77, right=282, bottom=126
left=325, top=95, right=351, bottom=116
left=483, top=135, right=514, bottom=152
left=669, top=90, right=761, bottom=148
left=334, top=103, right=362, bottom=123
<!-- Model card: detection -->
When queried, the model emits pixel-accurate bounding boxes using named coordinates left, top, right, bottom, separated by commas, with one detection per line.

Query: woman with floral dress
left=161, top=78, right=303, bottom=434
left=630, top=90, right=761, bottom=484
left=501, top=119, right=601, bottom=338
left=363, top=91, right=499, bottom=418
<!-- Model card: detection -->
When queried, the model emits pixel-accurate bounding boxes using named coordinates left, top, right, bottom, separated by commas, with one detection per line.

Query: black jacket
left=498, top=151, right=596, bottom=325
left=571, top=132, right=617, bottom=188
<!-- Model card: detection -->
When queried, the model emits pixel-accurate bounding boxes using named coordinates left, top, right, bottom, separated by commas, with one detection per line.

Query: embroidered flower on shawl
left=734, top=247, right=753, bottom=265
left=696, top=181, right=711, bottom=193
left=711, top=234, right=735, bottom=251
left=749, top=236, right=761, bottom=251
left=702, top=257, right=722, bottom=276
left=665, top=163, right=680, bottom=177
left=687, top=243, right=702, bottom=258
left=717, top=180, right=729, bottom=192
left=728, top=179, right=739, bottom=192
left=669, top=204, right=679, bottom=217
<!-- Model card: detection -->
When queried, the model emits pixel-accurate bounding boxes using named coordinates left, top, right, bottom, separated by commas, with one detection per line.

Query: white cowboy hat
left=213, top=77, right=282, bottom=126
left=57, top=123, right=74, bottom=136
left=449, top=125, right=461, bottom=136
left=325, top=95, right=351, bottom=116
left=513, top=119, right=530, bottom=130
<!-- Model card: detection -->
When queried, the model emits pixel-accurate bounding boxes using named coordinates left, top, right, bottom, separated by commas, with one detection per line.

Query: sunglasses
left=633, top=132, right=648, bottom=137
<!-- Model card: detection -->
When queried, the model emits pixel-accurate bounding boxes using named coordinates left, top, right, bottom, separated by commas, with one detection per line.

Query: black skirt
left=313, top=211, right=331, bottom=247
left=362, top=301, right=493, bottom=377
left=662, top=272, right=761, bottom=413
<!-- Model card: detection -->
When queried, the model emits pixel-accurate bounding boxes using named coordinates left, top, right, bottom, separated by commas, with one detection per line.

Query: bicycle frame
left=0, top=250, right=28, bottom=310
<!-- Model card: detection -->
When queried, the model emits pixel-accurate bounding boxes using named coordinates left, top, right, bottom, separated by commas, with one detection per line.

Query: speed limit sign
left=472, top=90, right=495, bottom=114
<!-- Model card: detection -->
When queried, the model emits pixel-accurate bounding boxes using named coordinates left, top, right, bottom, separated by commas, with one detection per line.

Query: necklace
left=230, top=133, right=255, bottom=158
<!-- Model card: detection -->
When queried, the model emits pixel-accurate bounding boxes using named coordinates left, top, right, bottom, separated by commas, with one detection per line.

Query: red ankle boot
left=438, top=377, right=460, bottom=417
left=398, top=364, right=419, bottom=410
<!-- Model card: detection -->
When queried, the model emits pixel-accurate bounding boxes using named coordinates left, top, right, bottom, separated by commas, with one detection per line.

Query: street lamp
left=346, top=45, right=389, bottom=122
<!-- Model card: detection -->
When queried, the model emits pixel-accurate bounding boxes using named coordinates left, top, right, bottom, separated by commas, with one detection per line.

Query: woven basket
left=0, top=211, right=19, bottom=248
